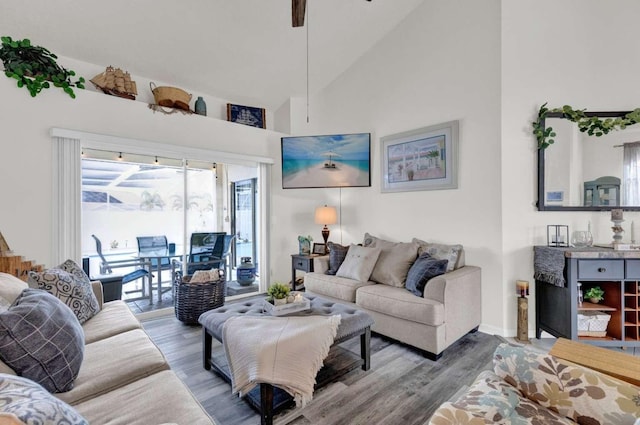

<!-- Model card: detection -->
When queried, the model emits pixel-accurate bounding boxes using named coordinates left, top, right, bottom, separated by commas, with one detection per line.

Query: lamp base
left=321, top=226, right=330, bottom=254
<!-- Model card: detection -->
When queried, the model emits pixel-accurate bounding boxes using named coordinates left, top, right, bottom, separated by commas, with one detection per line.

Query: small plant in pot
left=0, top=36, right=85, bottom=98
left=267, top=282, right=290, bottom=306
left=585, top=286, right=605, bottom=304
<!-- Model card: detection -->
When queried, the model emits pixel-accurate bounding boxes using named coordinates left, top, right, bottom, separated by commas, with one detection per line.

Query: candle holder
left=547, top=225, right=569, bottom=247
left=515, top=280, right=531, bottom=344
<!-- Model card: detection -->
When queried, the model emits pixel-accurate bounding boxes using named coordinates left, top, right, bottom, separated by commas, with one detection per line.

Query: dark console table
left=535, top=246, right=640, bottom=348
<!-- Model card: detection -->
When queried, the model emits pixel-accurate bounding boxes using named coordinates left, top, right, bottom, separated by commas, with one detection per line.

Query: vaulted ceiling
left=1, top=0, right=424, bottom=110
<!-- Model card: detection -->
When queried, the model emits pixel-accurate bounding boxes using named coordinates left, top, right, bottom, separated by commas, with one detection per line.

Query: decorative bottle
left=195, top=96, right=207, bottom=116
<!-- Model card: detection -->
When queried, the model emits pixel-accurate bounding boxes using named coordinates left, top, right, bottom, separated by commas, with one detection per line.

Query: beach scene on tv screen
left=282, top=133, right=370, bottom=188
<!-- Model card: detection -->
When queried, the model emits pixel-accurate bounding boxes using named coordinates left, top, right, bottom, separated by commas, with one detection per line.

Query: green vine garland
left=532, top=103, right=640, bottom=149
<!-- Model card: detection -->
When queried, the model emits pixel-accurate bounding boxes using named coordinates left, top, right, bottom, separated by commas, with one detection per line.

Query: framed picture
left=312, top=243, right=326, bottom=255
left=281, top=133, right=371, bottom=189
left=381, top=121, right=459, bottom=193
left=546, top=191, right=564, bottom=203
left=226, top=103, right=266, bottom=129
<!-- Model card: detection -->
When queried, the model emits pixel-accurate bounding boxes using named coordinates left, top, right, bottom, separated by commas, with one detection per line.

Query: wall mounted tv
left=281, top=133, right=371, bottom=189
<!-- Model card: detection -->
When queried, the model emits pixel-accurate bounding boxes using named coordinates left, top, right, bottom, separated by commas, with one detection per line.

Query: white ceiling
left=1, top=0, right=424, bottom=110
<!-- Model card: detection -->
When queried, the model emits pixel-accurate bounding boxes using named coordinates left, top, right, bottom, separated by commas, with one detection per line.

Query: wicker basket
left=150, top=82, right=192, bottom=111
left=173, top=270, right=226, bottom=324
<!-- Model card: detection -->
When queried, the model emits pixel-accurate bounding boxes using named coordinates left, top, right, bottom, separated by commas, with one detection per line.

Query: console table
left=291, top=254, right=320, bottom=291
left=534, top=246, right=640, bottom=348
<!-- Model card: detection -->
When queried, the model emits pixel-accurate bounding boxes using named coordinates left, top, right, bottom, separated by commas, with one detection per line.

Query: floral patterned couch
left=428, top=343, right=640, bottom=425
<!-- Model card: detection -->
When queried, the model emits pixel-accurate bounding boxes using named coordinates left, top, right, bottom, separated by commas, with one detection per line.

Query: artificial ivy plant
left=0, top=36, right=85, bottom=98
left=532, top=103, right=640, bottom=149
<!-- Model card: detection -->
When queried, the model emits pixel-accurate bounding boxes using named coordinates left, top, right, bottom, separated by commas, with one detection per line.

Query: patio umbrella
left=321, top=151, right=341, bottom=166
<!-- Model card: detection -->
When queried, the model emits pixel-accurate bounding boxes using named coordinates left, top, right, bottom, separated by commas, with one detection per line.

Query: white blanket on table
left=222, top=314, right=341, bottom=407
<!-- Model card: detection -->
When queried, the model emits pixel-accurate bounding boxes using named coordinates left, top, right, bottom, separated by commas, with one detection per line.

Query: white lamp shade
left=314, top=206, right=337, bottom=225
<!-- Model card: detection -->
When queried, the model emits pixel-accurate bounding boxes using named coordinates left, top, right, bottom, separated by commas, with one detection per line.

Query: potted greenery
left=585, top=286, right=605, bottom=304
left=0, top=36, right=85, bottom=98
left=267, top=282, right=290, bottom=306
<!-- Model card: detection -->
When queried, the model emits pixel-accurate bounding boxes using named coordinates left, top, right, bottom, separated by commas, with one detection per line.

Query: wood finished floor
left=143, top=314, right=502, bottom=425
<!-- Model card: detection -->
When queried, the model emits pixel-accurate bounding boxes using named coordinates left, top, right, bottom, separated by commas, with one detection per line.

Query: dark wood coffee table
left=199, top=294, right=374, bottom=425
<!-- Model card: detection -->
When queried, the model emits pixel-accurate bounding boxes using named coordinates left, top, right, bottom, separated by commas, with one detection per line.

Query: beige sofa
left=0, top=272, right=215, bottom=425
left=304, top=236, right=481, bottom=360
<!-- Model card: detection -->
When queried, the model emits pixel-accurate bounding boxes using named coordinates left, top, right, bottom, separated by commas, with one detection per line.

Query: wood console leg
left=202, top=328, right=212, bottom=370
left=361, top=327, right=371, bottom=371
left=260, top=383, right=274, bottom=425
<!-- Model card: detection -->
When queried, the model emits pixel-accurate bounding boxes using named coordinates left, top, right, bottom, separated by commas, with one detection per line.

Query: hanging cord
left=306, top=4, right=309, bottom=123
left=339, top=187, right=343, bottom=244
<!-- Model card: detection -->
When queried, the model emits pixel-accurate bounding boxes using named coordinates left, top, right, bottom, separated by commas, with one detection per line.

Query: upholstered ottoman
left=199, top=294, right=374, bottom=425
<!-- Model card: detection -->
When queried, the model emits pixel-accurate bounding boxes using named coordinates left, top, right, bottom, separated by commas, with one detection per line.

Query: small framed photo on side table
left=312, top=243, right=326, bottom=255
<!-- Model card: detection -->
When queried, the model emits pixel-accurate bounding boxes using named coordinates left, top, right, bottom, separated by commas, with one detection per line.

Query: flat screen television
left=281, top=133, right=371, bottom=189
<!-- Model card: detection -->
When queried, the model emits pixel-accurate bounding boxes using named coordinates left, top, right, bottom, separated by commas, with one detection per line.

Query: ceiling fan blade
left=292, top=0, right=306, bottom=27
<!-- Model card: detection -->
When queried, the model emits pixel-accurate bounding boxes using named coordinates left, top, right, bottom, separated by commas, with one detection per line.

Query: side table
left=290, top=254, right=318, bottom=291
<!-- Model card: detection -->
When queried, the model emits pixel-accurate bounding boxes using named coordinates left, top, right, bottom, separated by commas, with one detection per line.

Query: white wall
left=273, top=0, right=504, bottom=333
left=502, top=0, right=640, bottom=336
left=0, top=77, right=283, bottom=269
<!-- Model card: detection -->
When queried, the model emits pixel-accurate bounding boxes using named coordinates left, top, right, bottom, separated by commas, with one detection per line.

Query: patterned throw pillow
left=28, top=259, right=100, bottom=324
left=336, top=245, right=382, bottom=282
left=412, top=238, right=463, bottom=272
left=325, top=242, right=349, bottom=275
left=0, top=374, right=88, bottom=424
left=0, top=289, right=84, bottom=393
left=405, top=253, right=448, bottom=297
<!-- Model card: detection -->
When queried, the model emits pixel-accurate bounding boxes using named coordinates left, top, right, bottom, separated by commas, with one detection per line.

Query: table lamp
left=314, top=205, right=337, bottom=253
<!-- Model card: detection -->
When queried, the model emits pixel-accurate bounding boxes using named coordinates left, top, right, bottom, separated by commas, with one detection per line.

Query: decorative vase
left=195, top=96, right=207, bottom=116
left=274, top=298, right=287, bottom=306
left=589, top=298, right=600, bottom=304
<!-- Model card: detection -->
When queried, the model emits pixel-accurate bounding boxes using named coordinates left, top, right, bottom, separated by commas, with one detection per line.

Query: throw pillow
left=325, top=242, right=349, bottom=275
left=0, top=374, right=88, bottom=424
left=405, top=253, right=448, bottom=297
left=28, top=259, right=100, bottom=324
left=336, top=244, right=381, bottom=282
left=362, top=233, right=418, bottom=287
left=412, top=238, right=463, bottom=272
left=0, top=288, right=84, bottom=393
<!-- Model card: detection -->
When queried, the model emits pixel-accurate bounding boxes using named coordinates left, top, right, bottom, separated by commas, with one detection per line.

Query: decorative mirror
left=536, top=108, right=640, bottom=211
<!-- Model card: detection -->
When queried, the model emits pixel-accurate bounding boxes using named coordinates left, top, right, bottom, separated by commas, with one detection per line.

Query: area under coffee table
left=199, top=294, right=374, bottom=425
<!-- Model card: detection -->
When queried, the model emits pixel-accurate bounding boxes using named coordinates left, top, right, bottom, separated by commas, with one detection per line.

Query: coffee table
left=198, top=294, right=374, bottom=425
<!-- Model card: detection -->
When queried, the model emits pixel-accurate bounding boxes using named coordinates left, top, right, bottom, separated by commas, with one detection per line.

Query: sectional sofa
left=0, top=271, right=215, bottom=425
left=304, top=234, right=482, bottom=359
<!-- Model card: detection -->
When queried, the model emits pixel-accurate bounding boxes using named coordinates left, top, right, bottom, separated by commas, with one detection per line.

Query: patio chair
left=136, top=235, right=172, bottom=270
left=186, top=233, right=235, bottom=276
left=91, top=234, right=152, bottom=302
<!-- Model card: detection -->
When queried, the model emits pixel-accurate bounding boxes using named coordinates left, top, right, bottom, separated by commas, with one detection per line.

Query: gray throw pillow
left=325, top=242, right=349, bottom=275
left=28, top=259, right=100, bottom=324
left=405, top=253, right=448, bottom=297
left=336, top=244, right=382, bottom=282
left=363, top=233, right=418, bottom=287
left=0, top=288, right=85, bottom=393
left=0, top=374, right=88, bottom=424
left=412, top=238, right=463, bottom=272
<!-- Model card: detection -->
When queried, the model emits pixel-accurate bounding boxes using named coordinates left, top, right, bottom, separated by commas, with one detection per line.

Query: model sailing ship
left=90, top=66, right=138, bottom=100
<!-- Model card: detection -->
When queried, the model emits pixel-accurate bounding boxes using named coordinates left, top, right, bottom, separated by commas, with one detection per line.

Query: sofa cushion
left=28, top=262, right=100, bottom=325
left=0, top=374, right=88, bottom=425
left=412, top=238, right=464, bottom=272
left=81, top=300, right=142, bottom=344
left=405, top=253, right=448, bottom=297
left=325, top=242, right=349, bottom=275
left=336, top=244, right=381, bottom=282
left=0, top=273, right=27, bottom=304
left=429, top=370, right=574, bottom=425
left=304, top=272, right=374, bottom=303
left=74, top=370, right=213, bottom=425
left=362, top=233, right=418, bottom=287
left=493, top=343, right=640, bottom=425
left=356, top=284, right=444, bottom=326
left=55, top=329, right=169, bottom=405
left=0, top=289, right=84, bottom=393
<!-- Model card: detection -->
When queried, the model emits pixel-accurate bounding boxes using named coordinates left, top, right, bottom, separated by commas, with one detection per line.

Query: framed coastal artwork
left=381, top=120, right=459, bottom=193
left=226, top=103, right=266, bottom=129
left=281, top=133, right=371, bottom=189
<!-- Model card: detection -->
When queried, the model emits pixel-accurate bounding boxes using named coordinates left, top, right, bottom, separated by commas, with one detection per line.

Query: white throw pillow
left=336, top=245, right=381, bottom=282
left=363, top=233, right=419, bottom=287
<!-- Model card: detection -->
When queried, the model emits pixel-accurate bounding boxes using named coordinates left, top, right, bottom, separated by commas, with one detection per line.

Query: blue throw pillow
left=405, top=253, right=448, bottom=297
left=0, top=289, right=84, bottom=393
left=325, top=242, right=349, bottom=275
